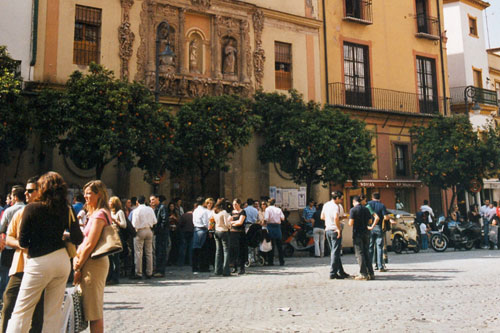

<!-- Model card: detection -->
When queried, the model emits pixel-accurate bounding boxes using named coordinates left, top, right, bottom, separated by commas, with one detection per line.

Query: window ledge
left=415, top=32, right=440, bottom=41
left=343, top=16, right=372, bottom=25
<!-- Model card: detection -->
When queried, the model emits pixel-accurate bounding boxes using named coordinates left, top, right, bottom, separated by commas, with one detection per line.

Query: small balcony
left=415, top=14, right=440, bottom=40
left=449, top=86, right=499, bottom=107
left=328, top=82, right=448, bottom=115
left=343, top=0, right=373, bottom=25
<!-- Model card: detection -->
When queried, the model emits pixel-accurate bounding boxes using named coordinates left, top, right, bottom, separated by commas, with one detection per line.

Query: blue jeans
left=155, top=227, right=170, bottom=274
left=484, top=220, right=490, bottom=247
left=326, top=230, right=345, bottom=276
left=0, top=266, right=9, bottom=301
left=421, top=233, right=428, bottom=250
left=178, top=231, right=193, bottom=266
left=369, top=227, right=384, bottom=269
left=214, top=231, right=230, bottom=275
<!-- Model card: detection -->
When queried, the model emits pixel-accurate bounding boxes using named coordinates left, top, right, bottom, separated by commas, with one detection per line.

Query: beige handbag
left=65, top=207, right=78, bottom=258
left=90, top=213, right=123, bottom=259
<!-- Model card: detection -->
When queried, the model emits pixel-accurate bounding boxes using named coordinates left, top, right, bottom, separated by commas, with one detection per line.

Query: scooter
left=390, top=215, right=420, bottom=254
left=430, top=216, right=481, bottom=252
left=281, top=221, right=315, bottom=257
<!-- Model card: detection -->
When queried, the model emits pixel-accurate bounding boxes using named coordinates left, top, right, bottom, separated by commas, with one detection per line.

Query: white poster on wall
left=288, top=188, right=299, bottom=210
left=298, top=187, right=306, bottom=209
left=281, top=189, right=290, bottom=209
left=276, top=187, right=283, bottom=206
left=269, top=186, right=277, bottom=201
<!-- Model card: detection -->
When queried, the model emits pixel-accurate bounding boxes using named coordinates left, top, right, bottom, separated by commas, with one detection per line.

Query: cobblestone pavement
left=98, top=249, right=500, bottom=332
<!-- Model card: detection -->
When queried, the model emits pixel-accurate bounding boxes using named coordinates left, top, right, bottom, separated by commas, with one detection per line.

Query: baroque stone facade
left=135, top=0, right=256, bottom=99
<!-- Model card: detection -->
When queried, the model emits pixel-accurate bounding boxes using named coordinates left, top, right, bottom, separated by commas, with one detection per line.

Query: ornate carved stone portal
left=135, top=0, right=256, bottom=99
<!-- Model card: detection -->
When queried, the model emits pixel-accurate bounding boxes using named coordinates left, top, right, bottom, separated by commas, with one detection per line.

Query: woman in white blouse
left=213, top=198, right=232, bottom=276
left=108, top=196, right=127, bottom=285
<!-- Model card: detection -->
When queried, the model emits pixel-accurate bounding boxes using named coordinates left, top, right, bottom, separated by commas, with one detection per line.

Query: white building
left=0, top=0, right=37, bottom=81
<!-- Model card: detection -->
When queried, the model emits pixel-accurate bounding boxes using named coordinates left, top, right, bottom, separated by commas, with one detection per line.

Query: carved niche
left=221, top=36, right=238, bottom=79
left=188, top=32, right=203, bottom=74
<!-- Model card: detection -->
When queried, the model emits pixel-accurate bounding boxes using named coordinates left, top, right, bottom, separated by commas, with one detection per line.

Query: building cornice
left=489, top=67, right=500, bottom=76
left=261, top=8, right=322, bottom=29
left=443, top=0, right=490, bottom=11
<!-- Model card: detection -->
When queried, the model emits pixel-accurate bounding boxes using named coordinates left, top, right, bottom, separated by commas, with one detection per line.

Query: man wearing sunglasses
left=0, top=176, right=44, bottom=332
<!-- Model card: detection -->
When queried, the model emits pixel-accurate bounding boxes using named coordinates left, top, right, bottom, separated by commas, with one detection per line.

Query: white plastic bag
left=260, top=239, right=272, bottom=252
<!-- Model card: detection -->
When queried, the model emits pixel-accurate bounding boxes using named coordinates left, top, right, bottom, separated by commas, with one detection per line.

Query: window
left=416, top=56, right=438, bottom=113
left=395, top=144, right=409, bottom=177
left=416, top=0, right=428, bottom=33
left=343, top=42, right=371, bottom=106
left=73, top=5, right=101, bottom=65
left=344, top=0, right=373, bottom=24
left=469, top=15, right=478, bottom=37
left=275, top=42, right=292, bottom=90
left=473, top=69, right=482, bottom=88
left=496, top=81, right=500, bottom=100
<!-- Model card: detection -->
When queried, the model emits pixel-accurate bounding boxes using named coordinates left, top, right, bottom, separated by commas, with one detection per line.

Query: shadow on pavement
left=372, top=274, right=453, bottom=281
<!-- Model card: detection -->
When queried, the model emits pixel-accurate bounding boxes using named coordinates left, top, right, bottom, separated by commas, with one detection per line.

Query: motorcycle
left=430, top=216, right=481, bottom=252
left=281, top=221, right=315, bottom=257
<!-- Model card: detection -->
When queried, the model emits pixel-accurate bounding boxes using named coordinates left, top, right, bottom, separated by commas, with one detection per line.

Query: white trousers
left=6, top=248, right=71, bottom=333
left=313, top=228, right=326, bottom=257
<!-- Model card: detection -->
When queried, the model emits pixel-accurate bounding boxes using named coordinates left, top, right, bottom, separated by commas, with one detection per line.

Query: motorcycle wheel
left=412, top=243, right=420, bottom=253
left=283, top=244, right=294, bottom=257
left=464, top=240, right=474, bottom=251
left=393, top=236, right=404, bottom=254
left=430, top=234, right=448, bottom=252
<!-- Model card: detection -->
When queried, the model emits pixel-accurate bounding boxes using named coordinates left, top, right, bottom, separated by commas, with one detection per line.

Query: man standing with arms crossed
left=131, top=196, right=157, bottom=279
left=349, top=195, right=374, bottom=281
left=322, top=191, right=350, bottom=280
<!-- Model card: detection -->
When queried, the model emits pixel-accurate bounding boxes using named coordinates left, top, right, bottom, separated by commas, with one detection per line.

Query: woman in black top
left=7, top=171, right=83, bottom=333
left=228, top=198, right=246, bottom=274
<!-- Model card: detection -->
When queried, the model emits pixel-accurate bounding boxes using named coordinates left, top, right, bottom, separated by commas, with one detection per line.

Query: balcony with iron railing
left=343, top=0, right=373, bottom=25
left=328, top=82, right=449, bottom=115
left=449, top=86, right=499, bottom=107
left=415, top=14, right=440, bottom=40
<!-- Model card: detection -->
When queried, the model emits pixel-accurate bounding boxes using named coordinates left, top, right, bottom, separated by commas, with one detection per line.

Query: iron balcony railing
left=344, top=0, right=373, bottom=24
left=449, top=86, right=499, bottom=106
left=328, top=82, right=449, bottom=115
left=415, top=14, right=440, bottom=39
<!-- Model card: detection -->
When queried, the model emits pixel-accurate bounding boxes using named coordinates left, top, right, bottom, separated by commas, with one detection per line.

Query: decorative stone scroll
left=190, top=0, right=211, bottom=9
left=119, top=0, right=135, bottom=79
left=252, top=9, right=265, bottom=89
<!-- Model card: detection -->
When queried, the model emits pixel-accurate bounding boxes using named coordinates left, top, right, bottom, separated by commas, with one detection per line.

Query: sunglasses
left=26, top=189, right=36, bottom=194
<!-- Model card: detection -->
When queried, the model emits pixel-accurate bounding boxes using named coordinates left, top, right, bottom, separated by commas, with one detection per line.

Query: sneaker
left=354, top=275, right=369, bottom=281
left=152, top=272, right=165, bottom=278
left=379, top=267, right=387, bottom=272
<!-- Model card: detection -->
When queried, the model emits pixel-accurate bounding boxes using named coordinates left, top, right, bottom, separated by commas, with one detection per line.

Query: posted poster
left=281, top=189, right=290, bottom=209
left=269, top=186, right=277, bottom=201
left=298, top=187, right=306, bottom=209
left=275, top=187, right=283, bottom=206
left=288, top=188, right=299, bottom=210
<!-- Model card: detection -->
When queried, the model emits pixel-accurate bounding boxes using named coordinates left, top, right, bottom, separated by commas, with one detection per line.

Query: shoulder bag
left=90, top=212, right=123, bottom=259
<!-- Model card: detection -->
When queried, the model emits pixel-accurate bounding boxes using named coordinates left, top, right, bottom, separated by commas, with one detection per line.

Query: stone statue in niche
left=158, top=25, right=176, bottom=72
left=189, top=39, right=200, bottom=74
left=222, top=38, right=237, bottom=76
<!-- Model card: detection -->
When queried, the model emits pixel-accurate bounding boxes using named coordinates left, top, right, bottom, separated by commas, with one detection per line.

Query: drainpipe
left=436, top=0, right=447, bottom=115
left=30, top=0, right=39, bottom=67
left=322, top=0, right=329, bottom=104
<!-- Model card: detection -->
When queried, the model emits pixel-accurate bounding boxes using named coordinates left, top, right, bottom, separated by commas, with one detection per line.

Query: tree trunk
left=95, top=161, right=105, bottom=180
left=447, top=185, right=457, bottom=216
left=306, top=179, right=312, bottom=203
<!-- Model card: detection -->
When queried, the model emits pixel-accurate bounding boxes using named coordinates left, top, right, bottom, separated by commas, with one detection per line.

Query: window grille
left=73, top=5, right=101, bottom=65
left=275, top=42, right=292, bottom=90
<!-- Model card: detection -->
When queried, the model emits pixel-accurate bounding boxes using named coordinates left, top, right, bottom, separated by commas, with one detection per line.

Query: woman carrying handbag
left=72, top=180, right=113, bottom=333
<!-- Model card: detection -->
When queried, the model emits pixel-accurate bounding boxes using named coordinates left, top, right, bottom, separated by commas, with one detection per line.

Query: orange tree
left=174, top=95, right=259, bottom=196
left=0, top=46, right=30, bottom=165
left=254, top=90, right=374, bottom=200
left=58, top=63, right=176, bottom=180
left=410, top=115, right=488, bottom=214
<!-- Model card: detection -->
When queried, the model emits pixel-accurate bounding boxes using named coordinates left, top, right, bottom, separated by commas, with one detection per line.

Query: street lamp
left=155, top=21, right=175, bottom=102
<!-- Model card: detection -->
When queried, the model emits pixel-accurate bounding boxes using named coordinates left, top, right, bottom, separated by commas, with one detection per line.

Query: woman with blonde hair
left=6, top=171, right=83, bottom=333
left=107, top=196, right=127, bottom=285
left=73, top=180, right=112, bottom=333
left=213, top=198, right=231, bottom=276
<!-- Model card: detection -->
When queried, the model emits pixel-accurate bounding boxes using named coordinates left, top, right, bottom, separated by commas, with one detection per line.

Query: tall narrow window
left=343, top=42, right=371, bottom=107
left=73, top=5, right=101, bottom=65
left=346, top=0, right=362, bottom=19
left=495, top=81, right=500, bottom=100
left=469, top=15, right=478, bottom=37
left=416, top=0, right=428, bottom=33
left=473, top=69, right=482, bottom=88
left=275, top=42, right=292, bottom=90
left=416, top=56, right=438, bottom=113
left=395, top=144, right=409, bottom=177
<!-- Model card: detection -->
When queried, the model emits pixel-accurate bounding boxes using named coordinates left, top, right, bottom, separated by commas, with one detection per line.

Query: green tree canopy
left=59, top=63, right=176, bottom=179
left=254, top=90, right=375, bottom=199
left=410, top=115, right=487, bottom=213
left=0, top=45, right=31, bottom=165
left=174, top=94, right=260, bottom=196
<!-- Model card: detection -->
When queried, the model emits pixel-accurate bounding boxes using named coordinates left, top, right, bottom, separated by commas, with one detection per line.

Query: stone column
left=213, top=15, right=222, bottom=79
left=179, top=9, right=186, bottom=74
left=239, top=21, right=248, bottom=82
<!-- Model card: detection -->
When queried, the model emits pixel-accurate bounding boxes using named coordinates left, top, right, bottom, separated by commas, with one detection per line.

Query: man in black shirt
left=349, top=195, right=374, bottom=280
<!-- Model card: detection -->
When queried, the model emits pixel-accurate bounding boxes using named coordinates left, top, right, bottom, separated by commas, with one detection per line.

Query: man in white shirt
left=264, top=199, right=285, bottom=266
left=321, top=191, right=350, bottom=279
left=131, top=195, right=157, bottom=279
left=192, top=197, right=210, bottom=273
left=420, top=200, right=434, bottom=223
left=480, top=199, right=491, bottom=248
